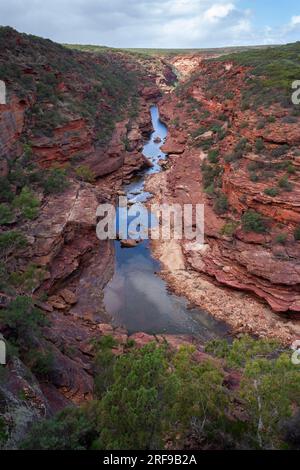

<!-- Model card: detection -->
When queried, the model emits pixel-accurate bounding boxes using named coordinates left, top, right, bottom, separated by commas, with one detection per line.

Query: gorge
left=0, top=27, right=300, bottom=450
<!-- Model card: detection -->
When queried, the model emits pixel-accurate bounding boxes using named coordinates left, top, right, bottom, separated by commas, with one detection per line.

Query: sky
left=0, top=0, right=300, bottom=48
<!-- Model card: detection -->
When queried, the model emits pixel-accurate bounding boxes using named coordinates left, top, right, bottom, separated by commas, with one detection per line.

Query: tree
left=214, top=193, right=229, bottom=215
left=242, top=210, right=267, bottom=233
left=0, top=204, right=14, bottom=225
left=168, top=346, right=229, bottom=448
left=13, top=186, right=40, bottom=220
left=0, top=296, right=47, bottom=349
left=42, top=168, right=69, bottom=194
left=21, top=407, right=97, bottom=450
left=21, top=337, right=300, bottom=451
left=0, top=231, right=27, bottom=260
left=75, top=165, right=96, bottom=183
left=239, top=354, right=300, bottom=449
left=94, top=343, right=171, bottom=450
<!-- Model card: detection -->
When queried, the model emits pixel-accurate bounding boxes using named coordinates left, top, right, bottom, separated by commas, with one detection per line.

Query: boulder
left=120, top=239, right=139, bottom=248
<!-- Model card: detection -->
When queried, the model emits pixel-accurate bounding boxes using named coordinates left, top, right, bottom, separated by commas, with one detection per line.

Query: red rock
left=60, top=289, right=78, bottom=305
left=129, top=332, right=156, bottom=348
left=161, top=139, right=185, bottom=154
left=98, top=324, right=114, bottom=335
left=120, top=239, right=139, bottom=248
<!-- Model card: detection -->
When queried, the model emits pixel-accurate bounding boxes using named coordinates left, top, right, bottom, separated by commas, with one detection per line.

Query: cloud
left=290, top=15, right=300, bottom=27
left=288, top=15, right=300, bottom=31
left=203, top=3, right=235, bottom=23
left=0, top=0, right=298, bottom=48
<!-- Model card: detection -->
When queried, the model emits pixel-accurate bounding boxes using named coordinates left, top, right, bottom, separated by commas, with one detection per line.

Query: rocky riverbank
left=145, top=53, right=300, bottom=345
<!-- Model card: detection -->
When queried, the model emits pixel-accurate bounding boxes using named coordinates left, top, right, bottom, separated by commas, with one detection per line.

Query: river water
left=103, top=106, right=228, bottom=340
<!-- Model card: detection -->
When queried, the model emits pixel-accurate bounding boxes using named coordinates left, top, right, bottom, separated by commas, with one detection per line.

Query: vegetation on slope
left=20, top=336, right=300, bottom=450
left=66, top=43, right=273, bottom=58
left=0, top=26, right=144, bottom=143
left=0, top=27, right=148, bottom=391
left=173, top=41, right=300, bottom=227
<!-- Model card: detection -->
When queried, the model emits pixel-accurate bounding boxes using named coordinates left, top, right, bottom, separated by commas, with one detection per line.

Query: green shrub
left=264, top=187, right=279, bottom=197
left=275, top=233, right=288, bottom=245
left=21, top=407, right=98, bottom=450
left=278, top=175, right=293, bottom=192
left=9, top=264, right=46, bottom=293
left=208, top=149, right=219, bottom=164
left=287, top=163, right=296, bottom=175
left=204, top=183, right=216, bottom=196
left=224, top=91, right=234, bottom=100
left=250, top=172, right=259, bottom=182
left=255, top=138, right=265, bottom=153
left=214, top=193, right=229, bottom=215
left=257, top=119, right=266, bottom=130
left=220, top=222, right=238, bottom=237
left=42, top=168, right=69, bottom=194
left=22, top=336, right=300, bottom=451
left=242, top=210, right=267, bottom=233
left=26, top=349, right=54, bottom=379
left=75, top=165, right=96, bottom=183
left=0, top=231, right=27, bottom=256
left=0, top=296, right=47, bottom=349
left=294, top=226, right=300, bottom=241
left=201, top=162, right=222, bottom=189
left=0, top=177, right=15, bottom=203
left=271, top=145, right=289, bottom=158
left=93, top=336, right=118, bottom=399
left=0, top=204, right=15, bottom=225
left=13, top=186, right=40, bottom=220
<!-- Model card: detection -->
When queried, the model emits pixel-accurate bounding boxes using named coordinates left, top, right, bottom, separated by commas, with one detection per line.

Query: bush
left=13, top=186, right=40, bottom=220
left=205, top=183, right=216, bottom=196
left=278, top=175, right=293, bottom=192
left=75, top=165, right=96, bottom=183
left=255, top=138, right=265, bottom=153
left=214, top=193, right=229, bottom=215
left=201, top=162, right=222, bottom=189
left=0, top=177, right=15, bottom=203
left=220, top=222, right=238, bottom=237
left=271, top=145, right=289, bottom=159
left=294, top=226, right=300, bottom=241
left=208, top=149, right=219, bottom=164
left=22, top=336, right=300, bottom=451
left=21, top=407, right=98, bottom=450
left=287, top=163, right=296, bottom=175
left=264, top=187, right=279, bottom=197
left=26, top=349, right=54, bottom=380
left=93, top=336, right=118, bottom=399
left=0, top=296, right=47, bottom=349
left=94, top=344, right=172, bottom=450
left=250, top=172, right=259, bottom=182
left=242, top=210, right=267, bottom=233
left=257, top=119, right=266, bottom=130
left=42, top=168, right=69, bottom=194
left=0, top=204, right=14, bottom=225
left=9, top=264, right=46, bottom=293
left=275, top=233, right=288, bottom=244
left=0, top=231, right=27, bottom=257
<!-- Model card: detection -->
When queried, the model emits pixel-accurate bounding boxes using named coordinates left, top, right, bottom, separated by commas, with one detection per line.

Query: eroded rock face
left=0, top=96, right=27, bottom=159
left=31, top=119, right=94, bottom=168
left=0, top=358, right=51, bottom=449
left=149, top=57, right=300, bottom=318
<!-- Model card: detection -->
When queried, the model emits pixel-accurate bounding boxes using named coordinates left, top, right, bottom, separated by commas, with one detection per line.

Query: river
left=103, top=105, right=228, bottom=340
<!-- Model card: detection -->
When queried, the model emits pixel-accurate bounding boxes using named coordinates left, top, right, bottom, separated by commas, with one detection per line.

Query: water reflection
left=103, top=106, right=228, bottom=340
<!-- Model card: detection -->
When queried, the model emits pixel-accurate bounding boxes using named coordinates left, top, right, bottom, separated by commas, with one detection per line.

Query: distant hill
left=64, top=43, right=276, bottom=58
